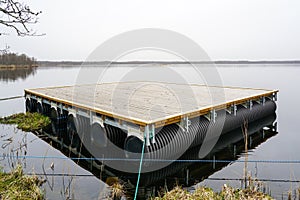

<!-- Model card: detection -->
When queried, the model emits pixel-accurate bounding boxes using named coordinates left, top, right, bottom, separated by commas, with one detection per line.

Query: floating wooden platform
left=25, top=81, right=278, bottom=127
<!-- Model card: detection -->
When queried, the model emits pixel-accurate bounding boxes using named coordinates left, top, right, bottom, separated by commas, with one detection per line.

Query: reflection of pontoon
left=33, top=113, right=277, bottom=199
left=25, top=82, right=278, bottom=173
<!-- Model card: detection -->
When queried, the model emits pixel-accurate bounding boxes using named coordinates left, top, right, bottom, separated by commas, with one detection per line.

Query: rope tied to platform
left=134, top=138, right=146, bottom=200
left=0, top=95, right=23, bottom=101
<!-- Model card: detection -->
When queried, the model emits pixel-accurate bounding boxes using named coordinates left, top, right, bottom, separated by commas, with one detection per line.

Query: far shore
left=37, top=60, right=300, bottom=67
left=0, top=64, right=38, bottom=69
left=2, top=60, right=300, bottom=69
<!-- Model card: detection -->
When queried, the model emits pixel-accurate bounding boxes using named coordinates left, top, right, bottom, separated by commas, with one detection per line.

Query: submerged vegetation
left=0, top=165, right=44, bottom=200
left=153, top=185, right=273, bottom=200
left=0, top=112, right=50, bottom=132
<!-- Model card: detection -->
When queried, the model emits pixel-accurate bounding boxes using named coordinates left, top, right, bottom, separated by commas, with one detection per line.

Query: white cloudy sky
left=1, top=0, right=300, bottom=61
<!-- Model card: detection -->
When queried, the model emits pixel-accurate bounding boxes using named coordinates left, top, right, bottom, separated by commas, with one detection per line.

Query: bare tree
left=0, top=0, right=42, bottom=36
left=0, top=44, right=9, bottom=54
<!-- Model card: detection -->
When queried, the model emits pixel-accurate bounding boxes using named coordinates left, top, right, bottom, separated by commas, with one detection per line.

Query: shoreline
left=0, top=64, right=38, bottom=69
left=36, top=60, right=300, bottom=67
left=2, top=60, right=300, bottom=69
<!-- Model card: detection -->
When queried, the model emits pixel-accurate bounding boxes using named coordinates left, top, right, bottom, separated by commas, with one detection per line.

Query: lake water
left=0, top=64, right=299, bottom=199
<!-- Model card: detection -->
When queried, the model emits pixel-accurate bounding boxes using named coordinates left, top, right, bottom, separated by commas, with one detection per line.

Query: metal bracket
left=233, top=104, right=237, bottom=116
left=77, top=109, right=89, bottom=118
left=211, top=109, right=217, bottom=123
left=127, top=128, right=144, bottom=142
left=204, top=110, right=217, bottom=122
left=261, top=96, right=266, bottom=105
left=226, top=107, right=231, bottom=114
left=25, top=94, right=31, bottom=101
left=90, top=112, right=104, bottom=127
left=43, top=99, right=51, bottom=105
left=241, top=102, right=248, bottom=109
left=273, top=122, right=277, bottom=132
left=142, top=124, right=157, bottom=146
left=240, top=100, right=253, bottom=110
left=37, top=97, right=42, bottom=105
left=58, top=103, right=63, bottom=114
left=85, top=110, right=146, bottom=143
left=248, top=100, right=253, bottom=110
left=203, top=113, right=210, bottom=121
left=234, top=104, right=238, bottom=116
left=68, top=108, right=77, bottom=117
left=50, top=102, right=57, bottom=110
left=273, top=92, right=277, bottom=101
left=145, top=125, right=150, bottom=146
left=150, top=124, right=156, bottom=144
left=178, top=116, right=191, bottom=132
left=228, top=104, right=237, bottom=116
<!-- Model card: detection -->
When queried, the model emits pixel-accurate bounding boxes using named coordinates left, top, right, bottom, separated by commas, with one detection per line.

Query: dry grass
left=152, top=184, right=273, bottom=200
left=106, top=177, right=126, bottom=199
left=0, top=165, right=44, bottom=200
left=0, top=112, right=50, bottom=132
left=111, top=182, right=125, bottom=199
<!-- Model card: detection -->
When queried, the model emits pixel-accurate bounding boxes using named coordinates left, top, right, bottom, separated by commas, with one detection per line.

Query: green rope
left=134, top=139, right=146, bottom=200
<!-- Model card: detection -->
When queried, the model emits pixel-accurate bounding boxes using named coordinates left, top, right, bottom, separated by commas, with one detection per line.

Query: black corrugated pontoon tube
left=124, top=100, right=276, bottom=159
left=136, top=113, right=277, bottom=187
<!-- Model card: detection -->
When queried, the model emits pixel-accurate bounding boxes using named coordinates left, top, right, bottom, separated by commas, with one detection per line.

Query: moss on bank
left=0, top=165, right=44, bottom=200
left=0, top=112, right=51, bottom=132
left=153, top=185, right=273, bottom=200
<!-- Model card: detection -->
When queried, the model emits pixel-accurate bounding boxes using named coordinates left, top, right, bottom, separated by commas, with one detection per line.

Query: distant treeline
left=37, top=60, right=300, bottom=67
left=0, top=53, right=37, bottom=66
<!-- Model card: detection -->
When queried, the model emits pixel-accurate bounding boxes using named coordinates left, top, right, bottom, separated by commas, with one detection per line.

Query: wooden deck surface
left=25, top=81, right=278, bottom=126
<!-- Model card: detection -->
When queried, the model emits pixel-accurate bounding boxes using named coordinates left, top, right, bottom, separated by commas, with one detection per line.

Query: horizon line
left=37, top=60, right=300, bottom=64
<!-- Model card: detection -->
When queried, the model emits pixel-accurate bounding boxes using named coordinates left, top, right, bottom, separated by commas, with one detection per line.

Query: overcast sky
left=1, top=0, right=300, bottom=61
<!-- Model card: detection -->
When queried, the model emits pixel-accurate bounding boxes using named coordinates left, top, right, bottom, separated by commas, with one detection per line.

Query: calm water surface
left=0, top=64, right=299, bottom=199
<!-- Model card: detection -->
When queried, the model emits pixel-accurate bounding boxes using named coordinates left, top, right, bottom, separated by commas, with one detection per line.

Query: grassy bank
left=0, top=112, right=51, bottom=132
left=0, top=165, right=44, bottom=200
left=153, top=185, right=273, bottom=200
